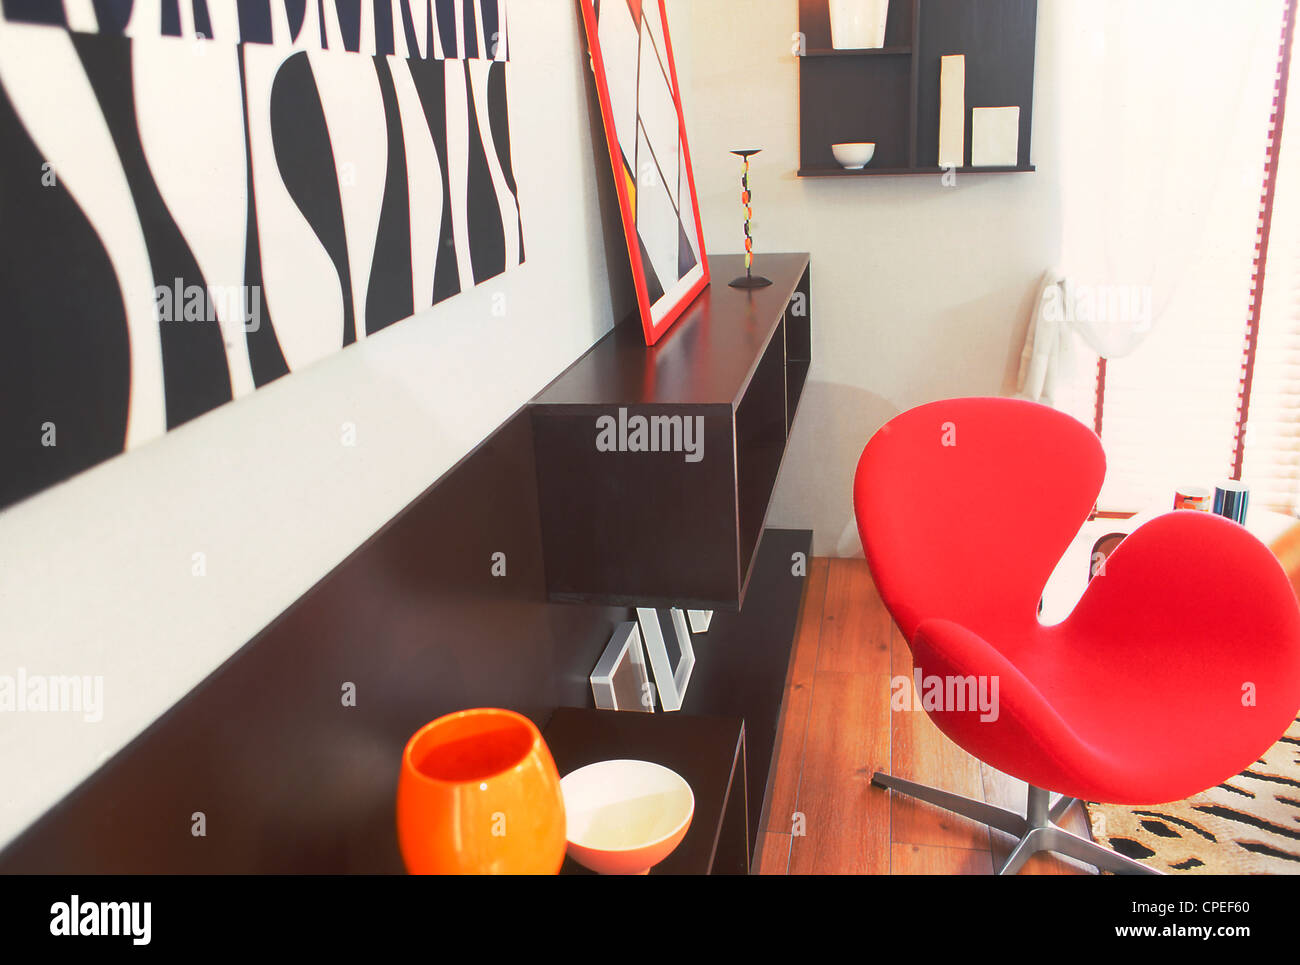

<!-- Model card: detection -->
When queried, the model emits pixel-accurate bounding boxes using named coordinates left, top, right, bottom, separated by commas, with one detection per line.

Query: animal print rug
left=1084, top=716, right=1300, bottom=873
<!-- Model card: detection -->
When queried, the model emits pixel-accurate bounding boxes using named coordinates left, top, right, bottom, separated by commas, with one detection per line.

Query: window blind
left=1241, top=20, right=1300, bottom=514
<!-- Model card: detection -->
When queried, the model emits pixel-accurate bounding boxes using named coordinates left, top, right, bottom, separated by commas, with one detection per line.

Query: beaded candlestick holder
left=728, top=149, right=772, bottom=289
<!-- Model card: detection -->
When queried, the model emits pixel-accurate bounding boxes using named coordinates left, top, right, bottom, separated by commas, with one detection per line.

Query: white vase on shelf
left=829, top=0, right=890, bottom=50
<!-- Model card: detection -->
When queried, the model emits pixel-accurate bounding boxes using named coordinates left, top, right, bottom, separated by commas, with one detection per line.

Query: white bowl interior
left=561, top=760, right=694, bottom=851
left=832, top=142, right=876, bottom=166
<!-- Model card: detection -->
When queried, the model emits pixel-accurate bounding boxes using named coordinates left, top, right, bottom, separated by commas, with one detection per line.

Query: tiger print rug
left=1084, top=716, right=1300, bottom=873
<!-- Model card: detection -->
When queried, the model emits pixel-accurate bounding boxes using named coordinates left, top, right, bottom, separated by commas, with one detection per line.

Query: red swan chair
left=853, top=397, right=1300, bottom=874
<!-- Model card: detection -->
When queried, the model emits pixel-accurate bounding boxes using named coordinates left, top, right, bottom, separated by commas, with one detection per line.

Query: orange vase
left=396, top=708, right=566, bottom=874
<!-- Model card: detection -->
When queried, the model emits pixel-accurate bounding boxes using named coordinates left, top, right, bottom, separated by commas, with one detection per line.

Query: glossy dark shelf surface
left=800, top=45, right=913, bottom=57
left=797, top=163, right=1036, bottom=177
left=545, top=708, right=748, bottom=875
left=532, top=253, right=810, bottom=408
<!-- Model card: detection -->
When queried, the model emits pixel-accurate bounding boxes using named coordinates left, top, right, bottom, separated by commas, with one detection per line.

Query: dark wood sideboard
left=527, top=252, right=814, bottom=860
left=0, top=254, right=814, bottom=873
left=531, top=252, right=811, bottom=609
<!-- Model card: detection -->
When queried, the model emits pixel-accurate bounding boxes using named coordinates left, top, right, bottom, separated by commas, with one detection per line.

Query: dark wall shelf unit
left=796, top=0, right=1037, bottom=178
left=531, top=253, right=811, bottom=610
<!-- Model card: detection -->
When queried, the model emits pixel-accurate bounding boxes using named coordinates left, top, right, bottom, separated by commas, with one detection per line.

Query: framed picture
left=636, top=607, right=695, bottom=711
left=579, top=0, right=709, bottom=345
left=590, top=621, right=654, bottom=712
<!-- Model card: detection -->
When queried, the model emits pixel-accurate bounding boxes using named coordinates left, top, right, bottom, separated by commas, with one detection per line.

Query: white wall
left=684, top=0, right=1066, bottom=554
left=0, top=1, right=671, bottom=851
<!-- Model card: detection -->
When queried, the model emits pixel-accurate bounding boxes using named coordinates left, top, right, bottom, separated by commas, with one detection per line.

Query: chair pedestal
left=870, top=773, right=1161, bottom=875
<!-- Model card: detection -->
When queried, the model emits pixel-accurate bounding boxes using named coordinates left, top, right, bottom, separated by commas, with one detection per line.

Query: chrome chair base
left=870, top=772, right=1161, bottom=875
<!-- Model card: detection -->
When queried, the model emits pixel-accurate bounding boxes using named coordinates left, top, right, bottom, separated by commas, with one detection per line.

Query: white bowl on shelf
left=832, top=142, right=876, bottom=170
left=560, top=759, right=694, bottom=875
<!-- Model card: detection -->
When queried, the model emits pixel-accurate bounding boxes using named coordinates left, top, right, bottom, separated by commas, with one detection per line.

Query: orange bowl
left=396, top=708, right=566, bottom=874
left=560, top=760, right=694, bottom=875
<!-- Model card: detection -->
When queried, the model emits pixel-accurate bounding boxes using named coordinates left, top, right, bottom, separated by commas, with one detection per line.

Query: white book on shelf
left=939, top=54, right=965, bottom=168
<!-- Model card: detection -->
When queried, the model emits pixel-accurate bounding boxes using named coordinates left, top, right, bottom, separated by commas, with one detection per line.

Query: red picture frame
left=578, top=0, right=710, bottom=346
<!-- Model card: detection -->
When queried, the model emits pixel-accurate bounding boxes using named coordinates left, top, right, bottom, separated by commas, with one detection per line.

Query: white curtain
left=1044, top=0, right=1287, bottom=510
left=1054, top=0, right=1284, bottom=359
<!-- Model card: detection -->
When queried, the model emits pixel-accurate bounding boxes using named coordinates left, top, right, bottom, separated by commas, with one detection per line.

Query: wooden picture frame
left=578, top=0, right=710, bottom=345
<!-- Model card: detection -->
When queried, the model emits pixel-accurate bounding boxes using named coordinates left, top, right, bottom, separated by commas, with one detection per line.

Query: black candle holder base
left=728, top=274, right=772, bottom=289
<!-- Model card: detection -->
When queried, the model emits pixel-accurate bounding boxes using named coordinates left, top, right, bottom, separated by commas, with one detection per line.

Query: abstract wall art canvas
left=578, top=0, right=708, bottom=346
left=0, top=1, right=524, bottom=511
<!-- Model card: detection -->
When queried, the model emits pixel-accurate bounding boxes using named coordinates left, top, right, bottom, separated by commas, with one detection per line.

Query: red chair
left=853, top=397, right=1300, bottom=874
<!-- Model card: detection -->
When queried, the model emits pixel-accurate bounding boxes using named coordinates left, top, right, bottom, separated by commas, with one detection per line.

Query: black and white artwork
left=0, top=1, right=524, bottom=510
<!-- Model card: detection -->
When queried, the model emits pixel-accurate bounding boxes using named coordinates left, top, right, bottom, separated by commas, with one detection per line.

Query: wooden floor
left=755, top=557, right=1097, bottom=875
